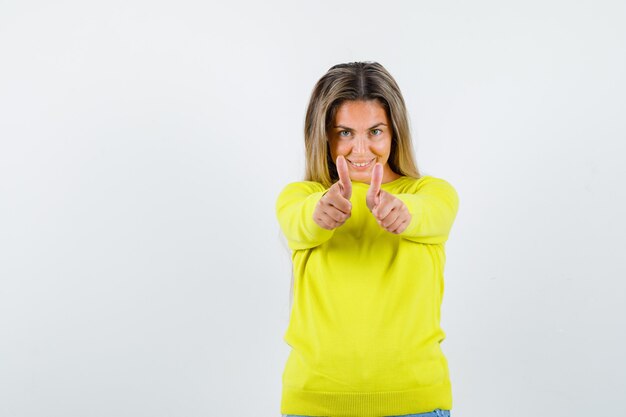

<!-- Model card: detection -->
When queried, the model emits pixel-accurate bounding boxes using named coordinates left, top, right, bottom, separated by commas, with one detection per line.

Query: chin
left=350, top=173, right=370, bottom=183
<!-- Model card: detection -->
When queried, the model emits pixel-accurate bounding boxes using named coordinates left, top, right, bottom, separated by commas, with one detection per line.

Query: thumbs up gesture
left=366, top=163, right=411, bottom=234
left=313, top=155, right=353, bottom=230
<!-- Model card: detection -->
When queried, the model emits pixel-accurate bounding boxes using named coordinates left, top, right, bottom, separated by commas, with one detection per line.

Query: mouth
left=346, top=158, right=376, bottom=170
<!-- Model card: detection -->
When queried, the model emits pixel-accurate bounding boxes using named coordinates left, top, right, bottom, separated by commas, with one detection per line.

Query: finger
left=366, top=163, right=383, bottom=209
left=389, top=217, right=409, bottom=234
left=317, top=211, right=345, bottom=230
left=380, top=209, right=400, bottom=229
left=336, top=155, right=352, bottom=199
left=323, top=206, right=350, bottom=223
left=327, top=193, right=352, bottom=214
left=373, top=192, right=395, bottom=219
left=325, top=183, right=352, bottom=213
left=314, top=214, right=334, bottom=230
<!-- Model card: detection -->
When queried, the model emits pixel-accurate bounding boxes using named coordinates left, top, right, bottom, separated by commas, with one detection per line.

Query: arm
left=394, top=177, right=460, bottom=244
left=275, top=182, right=336, bottom=250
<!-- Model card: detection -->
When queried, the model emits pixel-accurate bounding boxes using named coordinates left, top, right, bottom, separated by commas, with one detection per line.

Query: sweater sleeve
left=276, top=181, right=335, bottom=250
left=393, top=177, right=460, bottom=244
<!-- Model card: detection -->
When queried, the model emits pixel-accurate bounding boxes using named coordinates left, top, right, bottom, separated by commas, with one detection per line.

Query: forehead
left=334, top=100, right=388, bottom=125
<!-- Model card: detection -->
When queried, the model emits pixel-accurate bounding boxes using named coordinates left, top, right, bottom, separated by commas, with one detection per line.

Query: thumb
left=367, top=163, right=383, bottom=210
left=336, top=155, right=352, bottom=199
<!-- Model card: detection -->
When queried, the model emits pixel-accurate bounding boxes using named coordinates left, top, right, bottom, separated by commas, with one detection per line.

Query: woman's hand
left=313, top=155, right=352, bottom=230
left=366, top=163, right=411, bottom=234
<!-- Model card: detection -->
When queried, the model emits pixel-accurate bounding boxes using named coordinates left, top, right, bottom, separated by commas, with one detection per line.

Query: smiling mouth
left=347, top=158, right=375, bottom=168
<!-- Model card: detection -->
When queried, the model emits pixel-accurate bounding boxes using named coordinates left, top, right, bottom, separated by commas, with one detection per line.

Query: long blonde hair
left=304, top=61, right=420, bottom=187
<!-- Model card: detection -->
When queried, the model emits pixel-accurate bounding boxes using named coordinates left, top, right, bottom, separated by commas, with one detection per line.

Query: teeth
left=350, top=159, right=374, bottom=167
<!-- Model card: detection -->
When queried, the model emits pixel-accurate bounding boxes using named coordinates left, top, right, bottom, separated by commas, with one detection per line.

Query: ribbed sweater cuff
left=281, top=381, right=452, bottom=417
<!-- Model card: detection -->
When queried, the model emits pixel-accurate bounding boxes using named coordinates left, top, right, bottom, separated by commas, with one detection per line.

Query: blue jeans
left=283, top=409, right=450, bottom=417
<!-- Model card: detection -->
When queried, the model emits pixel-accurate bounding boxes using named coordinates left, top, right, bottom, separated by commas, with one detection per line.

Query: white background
left=1, top=1, right=625, bottom=416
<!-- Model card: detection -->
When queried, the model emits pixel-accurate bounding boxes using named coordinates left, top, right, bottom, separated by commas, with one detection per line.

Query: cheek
left=331, top=141, right=351, bottom=156
left=371, top=140, right=392, bottom=156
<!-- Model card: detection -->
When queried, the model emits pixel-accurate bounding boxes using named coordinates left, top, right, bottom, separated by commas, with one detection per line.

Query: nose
left=353, top=133, right=367, bottom=155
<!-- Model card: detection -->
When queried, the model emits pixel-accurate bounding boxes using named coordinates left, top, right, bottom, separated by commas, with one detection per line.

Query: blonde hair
left=304, top=61, right=420, bottom=187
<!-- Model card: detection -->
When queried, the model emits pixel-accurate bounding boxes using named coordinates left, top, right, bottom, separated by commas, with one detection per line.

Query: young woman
left=276, top=62, right=459, bottom=417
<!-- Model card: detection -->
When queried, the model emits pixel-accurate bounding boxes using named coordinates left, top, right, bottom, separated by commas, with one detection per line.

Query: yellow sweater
left=276, top=175, right=459, bottom=417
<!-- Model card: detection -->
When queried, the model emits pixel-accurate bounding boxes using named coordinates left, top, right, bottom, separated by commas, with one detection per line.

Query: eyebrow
left=333, top=123, right=388, bottom=130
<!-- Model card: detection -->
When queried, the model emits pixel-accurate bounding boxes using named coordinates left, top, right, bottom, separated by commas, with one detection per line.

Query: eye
left=371, top=128, right=382, bottom=136
left=338, top=130, right=351, bottom=137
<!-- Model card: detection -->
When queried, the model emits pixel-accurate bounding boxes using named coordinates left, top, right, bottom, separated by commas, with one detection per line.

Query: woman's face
left=329, top=99, right=400, bottom=184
